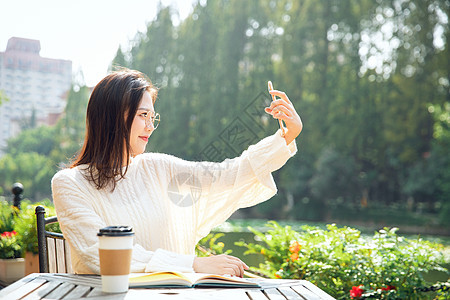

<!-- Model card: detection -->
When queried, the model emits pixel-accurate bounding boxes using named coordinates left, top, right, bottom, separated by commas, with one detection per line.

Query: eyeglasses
left=145, top=113, right=160, bottom=129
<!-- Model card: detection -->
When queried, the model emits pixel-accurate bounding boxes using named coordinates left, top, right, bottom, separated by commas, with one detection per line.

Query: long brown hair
left=71, top=69, right=157, bottom=190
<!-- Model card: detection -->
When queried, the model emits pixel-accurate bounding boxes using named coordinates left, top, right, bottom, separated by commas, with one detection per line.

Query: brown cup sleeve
left=99, top=249, right=132, bottom=276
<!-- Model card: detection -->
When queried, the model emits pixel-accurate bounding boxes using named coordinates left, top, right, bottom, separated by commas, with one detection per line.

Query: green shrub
left=0, top=230, right=22, bottom=259
left=196, top=233, right=232, bottom=257
left=0, top=199, right=22, bottom=259
left=0, top=198, right=18, bottom=233
left=236, top=221, right=449, bottom=299
left=13, top=199, right=60, bottom=254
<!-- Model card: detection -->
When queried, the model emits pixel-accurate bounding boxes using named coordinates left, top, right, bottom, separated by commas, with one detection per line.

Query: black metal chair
left=35, top=205, right=72, bottom=273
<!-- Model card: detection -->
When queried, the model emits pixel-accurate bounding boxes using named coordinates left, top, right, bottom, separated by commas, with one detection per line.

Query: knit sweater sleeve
left=155, top=130, right=297, bottom=240
left=51, top=171, right=194, bottom=274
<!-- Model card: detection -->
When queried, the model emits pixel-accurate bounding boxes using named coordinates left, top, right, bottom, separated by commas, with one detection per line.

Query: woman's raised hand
left=265, top=88, right=303, bottom=145
left=193, top=254, right=249, bottom=277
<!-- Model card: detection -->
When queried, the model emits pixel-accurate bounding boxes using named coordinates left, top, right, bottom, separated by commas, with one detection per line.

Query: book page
left=129, top=271, right=192, bottom=287
left=129, top=272, right=260, bottom=288
left=184, top=273, right=261, bottom=287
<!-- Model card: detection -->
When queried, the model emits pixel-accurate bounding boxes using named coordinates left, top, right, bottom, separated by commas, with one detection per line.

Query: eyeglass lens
left=146, top=113, right=160, bottom=129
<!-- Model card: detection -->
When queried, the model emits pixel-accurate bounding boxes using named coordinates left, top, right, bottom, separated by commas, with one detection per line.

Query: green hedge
left=236, top=221, right=449, bottom=299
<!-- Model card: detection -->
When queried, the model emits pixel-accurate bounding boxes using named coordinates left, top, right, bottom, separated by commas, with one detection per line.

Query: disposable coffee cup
left=98, top=226, right=134, bottom=293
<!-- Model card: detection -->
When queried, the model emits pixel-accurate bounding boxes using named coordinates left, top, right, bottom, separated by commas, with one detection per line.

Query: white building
left=0, top=37, right=72, bottom=155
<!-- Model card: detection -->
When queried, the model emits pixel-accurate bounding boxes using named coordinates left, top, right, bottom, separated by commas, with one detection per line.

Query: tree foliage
left=113, top=0, right=449, bottom=224
left=0, top=0, right=448, bottom=226
left=0, top=85, right=89, bottom=200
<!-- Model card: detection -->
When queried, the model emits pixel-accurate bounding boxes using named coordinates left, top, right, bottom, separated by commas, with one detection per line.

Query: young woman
left=52, top=69, right=302, bottom=276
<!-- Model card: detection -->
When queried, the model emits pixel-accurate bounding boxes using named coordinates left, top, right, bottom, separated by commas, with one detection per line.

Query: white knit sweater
left=51, top=130, right=297, bottom=274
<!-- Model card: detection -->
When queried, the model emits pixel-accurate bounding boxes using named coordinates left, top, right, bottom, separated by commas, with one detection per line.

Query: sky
left=0, top=0, right=195, bottom=86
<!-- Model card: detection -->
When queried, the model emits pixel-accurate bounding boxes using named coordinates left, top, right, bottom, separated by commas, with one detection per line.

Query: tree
left=0, top=84, right=90, bottom=200
left=309, top=147, right=359, bottom=215
left=52, top=84, right=90, bottom=163
left=429, top=103, right=450, bottom=224
left=110, top=46, right=128, bottom=70
left=5, top=126, right=57, bottom=156
left=107, top=0, right=449, bottom=224
left=0, top=152, right=55, bottom=200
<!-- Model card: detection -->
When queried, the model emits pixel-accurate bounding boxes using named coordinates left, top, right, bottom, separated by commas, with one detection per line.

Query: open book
left=129, top=272, right=261, bottom=288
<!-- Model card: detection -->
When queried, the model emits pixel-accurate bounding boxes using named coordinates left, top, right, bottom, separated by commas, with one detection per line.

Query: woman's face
left=129, top=91, right=155, bottom=156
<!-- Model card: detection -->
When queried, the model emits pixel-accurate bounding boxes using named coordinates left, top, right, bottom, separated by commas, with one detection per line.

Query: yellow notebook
left=129, top=272, right=261, bottom=288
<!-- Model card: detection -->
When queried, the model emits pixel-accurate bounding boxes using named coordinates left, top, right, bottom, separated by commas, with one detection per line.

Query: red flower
left=350, top=285, right=364, bottom=299
left=1, top=231, right=17, bottom=238
left=290, top=252, right=299, bottom=261
left=289, top=241, right=301, bottom=253
left=381, top=285, right=396, bottom=291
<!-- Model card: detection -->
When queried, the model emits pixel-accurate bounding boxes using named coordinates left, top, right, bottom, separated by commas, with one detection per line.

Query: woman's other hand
left=265, top=89, right=303, bottom=145
left=193, top=254, right=249, bottom=277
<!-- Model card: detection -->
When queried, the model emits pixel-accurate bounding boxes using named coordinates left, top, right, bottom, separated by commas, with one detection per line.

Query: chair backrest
left=35, top=205, right=72, bottom=273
